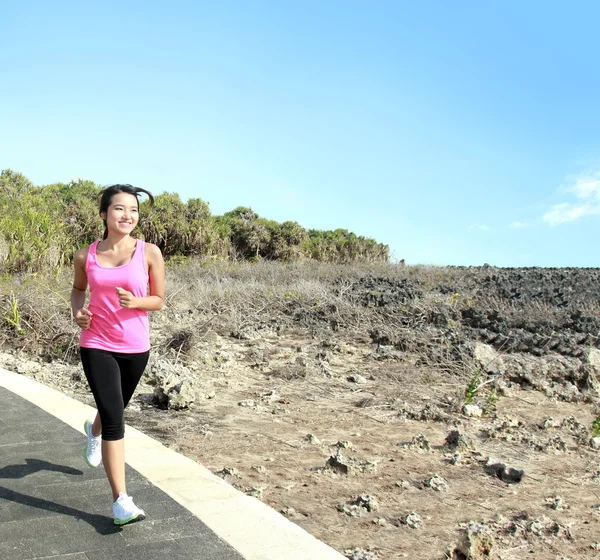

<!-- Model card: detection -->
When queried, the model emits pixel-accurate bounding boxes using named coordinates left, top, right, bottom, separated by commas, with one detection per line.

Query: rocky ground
left=2, top=263, right=600, bottom=559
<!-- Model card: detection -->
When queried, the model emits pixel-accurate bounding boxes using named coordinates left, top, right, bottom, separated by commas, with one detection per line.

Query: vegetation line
left=0, top=169, right=389, bottom=273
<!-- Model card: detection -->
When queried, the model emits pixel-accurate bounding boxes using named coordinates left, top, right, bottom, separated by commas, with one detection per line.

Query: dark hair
left=99, top=184, right=155, bottom=240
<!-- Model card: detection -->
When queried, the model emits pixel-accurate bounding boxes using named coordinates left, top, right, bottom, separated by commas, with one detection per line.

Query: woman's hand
left=75, top=308, right=93, bottom=330
left=116, top=287, right=138, bottom=309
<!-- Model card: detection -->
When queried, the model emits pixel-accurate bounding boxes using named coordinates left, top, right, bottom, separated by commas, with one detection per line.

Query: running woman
left=71, top=184, right=164, bottom=525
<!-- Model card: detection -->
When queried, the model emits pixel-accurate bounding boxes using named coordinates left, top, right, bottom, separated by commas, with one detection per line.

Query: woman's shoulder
left=74, top=241, right=100, bottom=265
left=143, top=242, right=163, bottom=259
left=74, top=246, right=90, bottom=265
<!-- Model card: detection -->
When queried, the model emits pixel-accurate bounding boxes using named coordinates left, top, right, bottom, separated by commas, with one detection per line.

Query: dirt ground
left=2, top=264, right=600, bottom=559
left=4, top=330, right=600, bottom=560
left=129, top=336, right=600, bottom=560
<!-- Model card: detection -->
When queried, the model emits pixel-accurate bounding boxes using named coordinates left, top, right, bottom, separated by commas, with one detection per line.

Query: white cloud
left=543, top=202, right=600, bottom=226
left=509, top=221, right=531, bottom=229
left=570, top=172, right=600, bottom=200
left=543, top=170, right=600, bottom=226
left=468, top=224, right=490, bottom=232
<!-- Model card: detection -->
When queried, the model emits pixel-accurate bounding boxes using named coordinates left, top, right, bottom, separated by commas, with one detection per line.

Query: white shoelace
left=89, top=436, right=101, bottom=453
left=118, top=493, right=134, bottom=507
left=88, top=427, right=101, bottom=453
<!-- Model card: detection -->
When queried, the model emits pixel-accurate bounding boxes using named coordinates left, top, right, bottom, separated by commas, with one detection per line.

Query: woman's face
left=101, top=192, right=139, bottom=235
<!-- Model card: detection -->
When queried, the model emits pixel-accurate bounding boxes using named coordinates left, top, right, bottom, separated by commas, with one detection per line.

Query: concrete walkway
left=0, top=368, right=346, bottom=560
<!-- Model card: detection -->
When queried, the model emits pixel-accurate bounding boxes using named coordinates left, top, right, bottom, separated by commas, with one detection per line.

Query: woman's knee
left=101, top=420, right=125, bottom=441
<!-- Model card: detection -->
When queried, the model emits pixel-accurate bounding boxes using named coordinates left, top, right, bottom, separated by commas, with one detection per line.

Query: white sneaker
left=113, top=492, right=146, bottom=526
left=83, top=419, right=102, bottom=468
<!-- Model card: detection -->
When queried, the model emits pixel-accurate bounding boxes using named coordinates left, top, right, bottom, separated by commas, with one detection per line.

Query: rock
left=336, top=440, right=352, bottom=449
left=444, top=429, right=475, bottom=452
left=359, top=461, right=377, bottom=473
left=326, top=451, right=350, bottom=475
left=338, top=494, right=379, bottom=516
left=554, top=383, right=583, bottom=402
left=527, top=519, right=544, bottom=537
left=494, top=379, right=512, bottom=396
left=147, top=359, right=192, bottom=385
left=0, top=352, right=17, bottom=370
left=541, top=434, right=568, bottom=453
left=484, top=458, right=524, bottom=483
left=347, top=374, right=367, bottom=384
left=463, top=404, right=483, bottom=417
left=451, top=522, right=495, bottom=559
left=403, top=433, right=431, bottom=452
left=326, top=449, right=376, bottom=474
left=397, top=403, right=452, bottom=423
left=306, top=433, right=320, bottom=445
left=561, top=415, right=584, bottom=430
left=474, top=342, right=505, bottom=375
left=337, top=503, right=362, bottom=517
left=400, top=512, right=422, bottom=528
left=15, top=360, right=41, bottom=375
left=450, top=452, right=462, bottom=465
left=540, top=417, right=557, bottom=429
left=153, top=378, right=196, bottom=410
left=238, top=399, right=256, bottom=407
left=217, top=466, right=240, bottom=478
left=259, top=390, right=278, bottom=403
left=425, top=474, right=449, bottom=492
left=353, top=494, right=379, bottom=512
left=546, top=495, right=569, bottom=510
left=374, top=345, right=400, bottom=360
left=213, top=350, right=232, bottom=363
left=587, top=348, right=600, bottom=370
left=343, top=547, right=380, bottom=560
left=167, top=379, right=196, bottom=410
left=148, top=360, right=198, bottom=409
left=280, top=506, right=297, bottom=517
left=590, top=437, right=600, bottom=450
left=246, top=487, right=263, bottom=498
left=520, top=515, right=572, bottom=539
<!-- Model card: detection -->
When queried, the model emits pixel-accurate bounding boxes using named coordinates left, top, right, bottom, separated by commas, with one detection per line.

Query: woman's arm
left=116, top=243, right=165, bottom=311
left=71, top=248, right=93, bottom=329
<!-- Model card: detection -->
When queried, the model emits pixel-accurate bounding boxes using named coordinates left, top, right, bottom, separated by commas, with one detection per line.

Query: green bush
left=0, top=171, right=389, bottom=272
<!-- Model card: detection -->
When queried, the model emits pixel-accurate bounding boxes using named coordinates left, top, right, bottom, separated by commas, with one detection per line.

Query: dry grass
left=1, top=259, right=598, bottom=376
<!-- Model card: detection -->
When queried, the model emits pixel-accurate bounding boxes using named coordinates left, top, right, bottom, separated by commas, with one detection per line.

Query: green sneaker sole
left=114, top=512, right=145, bottom=526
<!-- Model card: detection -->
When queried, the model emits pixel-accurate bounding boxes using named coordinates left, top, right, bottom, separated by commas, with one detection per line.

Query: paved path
left=0, top=368, right=346, bottom=560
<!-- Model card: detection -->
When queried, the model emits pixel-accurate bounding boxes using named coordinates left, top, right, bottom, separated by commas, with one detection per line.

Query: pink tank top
left=80, top=240, right=151, bottom=353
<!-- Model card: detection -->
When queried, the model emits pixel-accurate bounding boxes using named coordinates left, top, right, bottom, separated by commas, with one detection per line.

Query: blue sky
left=1, top=1, right=599, bottom=266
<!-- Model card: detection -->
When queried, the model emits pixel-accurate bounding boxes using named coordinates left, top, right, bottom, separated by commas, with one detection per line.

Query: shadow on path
left=0, top=458, right=83, bottom=479
left=0, top=460, right=118, bottom=535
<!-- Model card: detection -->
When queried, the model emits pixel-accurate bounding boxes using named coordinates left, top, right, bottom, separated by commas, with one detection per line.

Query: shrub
left=0, top=171, right=388, bottom=272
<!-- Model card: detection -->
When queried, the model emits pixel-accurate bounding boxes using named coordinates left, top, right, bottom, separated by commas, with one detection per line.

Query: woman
left=71, top=184, right=164, bottom=526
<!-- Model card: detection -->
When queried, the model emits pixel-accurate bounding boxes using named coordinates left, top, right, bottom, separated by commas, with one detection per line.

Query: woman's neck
left=101, top=234, right=134, bottom=250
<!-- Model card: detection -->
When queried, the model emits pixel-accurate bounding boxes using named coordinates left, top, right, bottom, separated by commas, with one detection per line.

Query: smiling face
left=100, top=192, right=140, bottom=236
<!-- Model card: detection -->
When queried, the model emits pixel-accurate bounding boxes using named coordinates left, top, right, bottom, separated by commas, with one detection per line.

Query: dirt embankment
left=2, top=263, right=600, bottom=559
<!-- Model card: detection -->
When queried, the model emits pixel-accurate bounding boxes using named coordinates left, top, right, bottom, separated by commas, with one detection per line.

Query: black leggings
left=80, top=347, right=149, bottom=441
